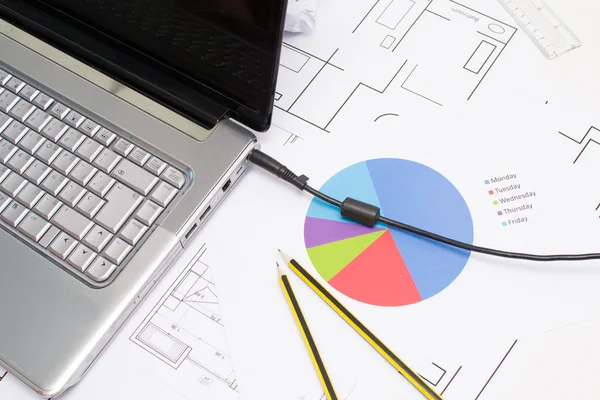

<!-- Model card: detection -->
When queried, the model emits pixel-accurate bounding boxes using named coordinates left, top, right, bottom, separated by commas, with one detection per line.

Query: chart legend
left=304, top=158, right=474, bottom=307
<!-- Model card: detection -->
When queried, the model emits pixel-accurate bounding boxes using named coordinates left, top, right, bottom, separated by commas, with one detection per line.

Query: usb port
left=222, top=179, right=232, bottom=192
left=199, top=206, right=211, bottom=222
left=185, top=223, right=198, bottom=240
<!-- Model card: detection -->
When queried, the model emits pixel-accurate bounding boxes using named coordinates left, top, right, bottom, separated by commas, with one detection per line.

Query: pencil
left=277, top=263, right=339, bottom=400
left=278, top=250, right=444, bottom=400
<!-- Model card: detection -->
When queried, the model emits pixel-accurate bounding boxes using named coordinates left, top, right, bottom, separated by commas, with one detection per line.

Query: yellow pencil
left=278, top=250, right=444, bottom=400
left=278, top=263, right=339, bottom=400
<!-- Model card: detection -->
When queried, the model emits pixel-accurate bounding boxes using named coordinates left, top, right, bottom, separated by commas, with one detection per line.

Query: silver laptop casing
left=0, top=17, right=257, bottom=397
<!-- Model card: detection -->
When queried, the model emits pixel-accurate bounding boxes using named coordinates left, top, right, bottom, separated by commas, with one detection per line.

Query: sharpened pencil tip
left=278, top=250, right=292, bottom=264
left=277, top=248, right=281, bottom=252
left=277, top=264, right=284, bottom=277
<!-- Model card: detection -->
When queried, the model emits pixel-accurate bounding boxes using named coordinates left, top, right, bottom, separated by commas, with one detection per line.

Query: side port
left=199, top=206, right=212, bottom=222
left=221, top=179, right=232, bottom=192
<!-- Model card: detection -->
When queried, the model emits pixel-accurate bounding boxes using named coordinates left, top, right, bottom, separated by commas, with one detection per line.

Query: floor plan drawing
left=411, top=339, right=519, bottom=399
left=273, top=0, right=517, bottom=133
left=559, top=126, right=600, bottom=165
left=130, top=244, right=238, bottom=398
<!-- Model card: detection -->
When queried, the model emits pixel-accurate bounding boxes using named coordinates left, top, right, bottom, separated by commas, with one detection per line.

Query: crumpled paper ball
left=285, top=0, right=317, bottom=33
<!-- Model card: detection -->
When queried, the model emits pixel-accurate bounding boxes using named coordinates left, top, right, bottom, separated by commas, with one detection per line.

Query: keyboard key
left=161, top=166, right=185, bottom=189
left=0, top=140, right=17, bottom=163
left=49, top=102, right=70, bottom=120
left=58, top=128, right=85, bottom=152
left=25, top=109, right=52, bottom=132
left=7, top=149, right=34, bottom=174
left=51, top=205, right=94, bottom=240
left=149, top=181, right=178, bottom=207
left=35, top=141, right=62, bottom=165
left=75, top=138, right=102, bottom=162
left=52, top=151, right=80, bottom=175
left=0, top=70, right=11, bottom=85
left=18, top=212, right=50, bottom=242
left=34, top=194, right=62, bottom=220
left=128, top=147, right=150, bottom=166
left=8, top=99, right=36, bottom=122
left=0, top=192, right=11, bottom=213
left=83, top=225, right=112, bottom=253
left=85, top=256, right=116, bottom=282
left=41, top=118, right=68, bottom=142
left=40, top=170, right=69, bottom=196
left=92, top=148, right=121, bottom=173
left=69, top=161, right=97, bottom=186
left=102, top=237, right=131, bottom=265
left=119, top=219, right=148, bottom=246
left=0, top=172, right=27, bottom=197
left=112, top=138, right=134, bottom=157
left=2, top=121, right=28, bottom=144
left=78, top=119, right=101, bottom=137
left=24, top=160, right=51, bottom=185
left=19, top=85, right=39, bottom=102
left=64, top=110, right=85, bottom=128
left=0, top=165, right=9, bottom=184
left=111, top=159, right=158, bottom=196
left=95, top=127, right=116, bottom=146
left=49, top=232, right=77, bottom=260
left=135, top=200, right=163, bottom=226
left=58, top=181, right=86, bottom=207
left=76, top=192, right=105, bottom=218
left=16, top=184, right=44, bottom=208
left=93, top=183, right=142, bottom=233
left=0, top=90, right=19, bottom=113
left=38, top=225, right=60, bottom=248
left=0, top=113, right=12, bottom=133
left=87, top=172, right=115, bottom=198
left=67, top=244, right=96, bottom=272
left=18, top=131, right=46, bottom=154
left=5, top=77, right=25, bottom=93
left=32, top=93, right=54, bottom=110
left=1, top=200, right=28, bottom=227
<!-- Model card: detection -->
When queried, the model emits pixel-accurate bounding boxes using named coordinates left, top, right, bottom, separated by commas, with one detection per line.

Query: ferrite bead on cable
left=341, top=197, right=380, bottom=227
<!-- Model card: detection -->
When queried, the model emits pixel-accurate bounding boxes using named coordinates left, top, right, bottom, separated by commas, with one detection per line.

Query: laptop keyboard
left=0, top=68, right=187, bottom=284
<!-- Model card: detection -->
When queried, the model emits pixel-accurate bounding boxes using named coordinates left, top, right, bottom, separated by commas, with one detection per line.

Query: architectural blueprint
left=129, top=244, right=238, bottom=396
left=272, top=0, right=516, bottom=135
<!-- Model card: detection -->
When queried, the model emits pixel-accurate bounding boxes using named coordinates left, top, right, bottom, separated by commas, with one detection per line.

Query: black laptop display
left=2, top=0, right=287, bottom=131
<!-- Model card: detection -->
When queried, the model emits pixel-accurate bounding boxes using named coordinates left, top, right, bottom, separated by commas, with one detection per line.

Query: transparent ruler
left=497, top=0, right=582, bottom=59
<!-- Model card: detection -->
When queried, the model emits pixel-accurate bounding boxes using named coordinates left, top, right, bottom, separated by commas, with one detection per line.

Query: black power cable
left=248, top=149, right=600, bottom=262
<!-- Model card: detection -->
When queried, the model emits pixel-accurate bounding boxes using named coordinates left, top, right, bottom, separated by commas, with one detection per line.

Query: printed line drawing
left=440, top=366, right=462, bottom=395
left=380, top=35, right=397, bottom=49
left=419, top=362, right=447, bottom=386
left=474, top=340, right=518, bottom=399
left=558, top=126, right=600, bottom=164
left=464, top=41, right=497, bottom=74
left=273, top=0, right=517, bottom=132
left=374, top=113, right=399, bottom=122
left=376, top=0, right=416, bottom=30
left=401, top=64, right=444, bottom=106
left=0, top=367, right=6, bottom=382
left=130, top=244, right=238, bottom=395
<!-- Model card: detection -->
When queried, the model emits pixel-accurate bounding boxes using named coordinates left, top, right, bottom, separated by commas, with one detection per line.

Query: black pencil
left=278, top=263, right=339, bottom=400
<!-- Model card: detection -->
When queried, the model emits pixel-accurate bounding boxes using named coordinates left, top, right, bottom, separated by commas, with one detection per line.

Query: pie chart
left=304, top=158, right=474, bottom=307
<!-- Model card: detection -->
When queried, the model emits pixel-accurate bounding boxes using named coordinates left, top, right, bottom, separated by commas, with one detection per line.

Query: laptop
left=0, top=0, right=287, bottom=396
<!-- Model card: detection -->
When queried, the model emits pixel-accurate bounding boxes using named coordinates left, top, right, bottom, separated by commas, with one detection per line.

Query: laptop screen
left=19, top=0, right=286, bottom=131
